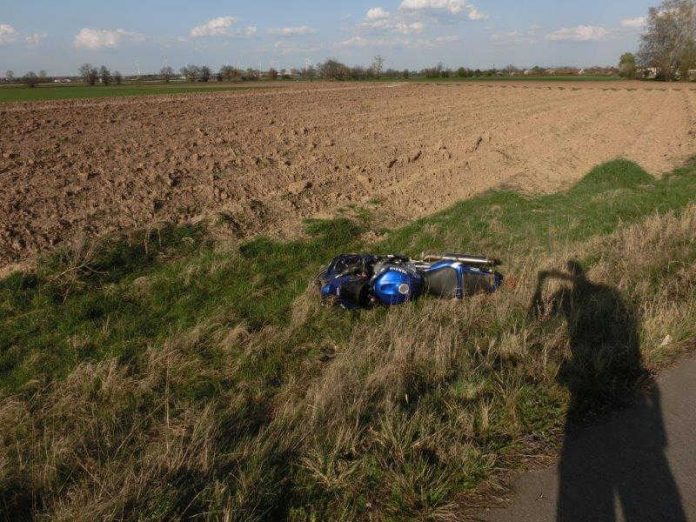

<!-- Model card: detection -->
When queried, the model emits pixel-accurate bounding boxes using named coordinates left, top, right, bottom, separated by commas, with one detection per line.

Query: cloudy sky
left=1, top=0, right=652, bottom=76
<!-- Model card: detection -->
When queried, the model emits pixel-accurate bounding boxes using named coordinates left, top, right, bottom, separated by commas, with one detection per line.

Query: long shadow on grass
left=530, top=261, right=686, bottom=521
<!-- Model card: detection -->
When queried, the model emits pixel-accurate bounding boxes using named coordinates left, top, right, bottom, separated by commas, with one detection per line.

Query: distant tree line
left=2, top=59, right=624, bottom=89
left=175, top=64, right=287, bottom=83
left=16, top=0, right=696, bottom=90
left=312, top=59, right=617, bottom=81
left=78, top=64, right=122, bottom=86
left=0, top=70, right=51, bottom=88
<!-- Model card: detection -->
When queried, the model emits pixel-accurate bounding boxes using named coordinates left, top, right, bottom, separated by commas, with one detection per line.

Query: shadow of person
left=530, top=261, right=686, bottom=522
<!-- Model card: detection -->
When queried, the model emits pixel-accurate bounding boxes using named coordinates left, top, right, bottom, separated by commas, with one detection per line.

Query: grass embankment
left=1, top=160, right=695, bottom=520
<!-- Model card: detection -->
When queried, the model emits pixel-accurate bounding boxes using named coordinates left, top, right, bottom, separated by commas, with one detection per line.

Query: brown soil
left=1, top=80, right=695, bottom=268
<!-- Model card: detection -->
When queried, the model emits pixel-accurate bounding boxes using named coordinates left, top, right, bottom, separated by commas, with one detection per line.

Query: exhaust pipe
left=420, top=253, right=502, bottom=267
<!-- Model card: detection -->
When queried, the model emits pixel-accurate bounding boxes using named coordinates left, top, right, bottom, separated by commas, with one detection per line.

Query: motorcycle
left=317, top=252, right=503, bottom=309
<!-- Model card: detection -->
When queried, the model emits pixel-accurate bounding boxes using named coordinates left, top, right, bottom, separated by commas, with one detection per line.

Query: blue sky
left=0, top=0, right=653, bottom=76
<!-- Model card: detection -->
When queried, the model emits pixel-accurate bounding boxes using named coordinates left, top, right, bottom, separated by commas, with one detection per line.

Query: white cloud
left=268, top=26, right=317, bottom=36
left=363, top=19, right=424, bottom=34
left=273, top=40, right=323, bottom=55
left=25, top=32, right=47, bottom=47
left=546, top=25, right=610, bottom=42
left=360, top=9, right=424, bottom=34
left=337, top=36, right=379, bottom=48
left=190, top=16, right=238, bottom=38
left=74, top=28, right=144, bottom=49
left=392, top=21, right=425, bottom=34
left=621, top=16, right=646, bottom=28
left=400, top=0, right=462, bottom=13
left=466, top=7, right=487, bottom=21
left=427, top=35, right=460, bottom=46
left=491, top=29, right=538, bottom=46
left=0, top=24, right=47, bottom=48
left=0, top=23, right=18, bottom=45
left=337, top=34, right=458, bottom=49
left=241, top=26, right=257, bottom=37
left=399, top=0, right=487, bottom=20
left=367, top=7, right=391, bottom=20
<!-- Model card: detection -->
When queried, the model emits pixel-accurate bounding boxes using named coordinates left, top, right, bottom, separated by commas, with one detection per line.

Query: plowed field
left=2, top=81, right=695, bottom=267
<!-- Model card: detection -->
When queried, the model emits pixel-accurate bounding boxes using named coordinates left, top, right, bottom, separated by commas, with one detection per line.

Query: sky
left=0, top=0, right=654, bottom=76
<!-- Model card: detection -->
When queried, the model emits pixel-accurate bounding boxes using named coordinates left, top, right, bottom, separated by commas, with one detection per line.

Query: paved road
left=484, top=355, right=696, bottom=522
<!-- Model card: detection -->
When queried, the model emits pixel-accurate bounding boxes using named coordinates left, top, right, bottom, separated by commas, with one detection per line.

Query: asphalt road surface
left=485, top=355, right=696, bottom=522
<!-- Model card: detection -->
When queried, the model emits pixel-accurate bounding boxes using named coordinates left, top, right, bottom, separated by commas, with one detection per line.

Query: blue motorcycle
left=317, top=253, right=503, bottom=309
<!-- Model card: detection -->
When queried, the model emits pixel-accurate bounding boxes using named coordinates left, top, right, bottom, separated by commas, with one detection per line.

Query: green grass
left=0, top=75, right=625, bottom=103
left=382, top=159, right=692, bottom=255
left=3, top=160, right=694, bottom=393
left=1, top=159, right=695, bottom=520
left=0, top=82, right=264, bottom=103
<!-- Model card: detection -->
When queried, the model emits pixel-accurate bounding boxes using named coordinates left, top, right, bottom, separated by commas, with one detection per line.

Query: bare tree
left=301, top=65, right=316, bottom=80
left=422, top=63, right=444, bottom=79
left=113, top=71, right=123, bottom=85
left=38, top=70, right=47, bottom=82
left=371, top=55, right=384, bottom=76
left=639, top=0, right=696, bottom=80
left=219, top=65, right=241, bottom=82
left=99, top=66, right=112, bottom=86
left=318, top=59, right=350, bottom=80
left=79, top=64, right=99, bottom=86
left=5, top=70, right=14, bottom=83
left=160, top=66, right=174, bottom=82
left=243, top=68, right=259, bottom=81
left=180, top=65, right=200, bottom=82
left=199, top=66, right=212, bottom=82
left=268, top=67, right=279, bottom=81
left=23, top=72, right=39, bottom=88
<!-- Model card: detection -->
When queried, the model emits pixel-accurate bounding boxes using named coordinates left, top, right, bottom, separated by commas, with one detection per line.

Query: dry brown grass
left=1, top=202, right=695, bottom=520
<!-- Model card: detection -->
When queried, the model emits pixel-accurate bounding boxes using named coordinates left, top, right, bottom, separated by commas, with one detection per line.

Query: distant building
left=640, top=67, right=658, bottom=79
